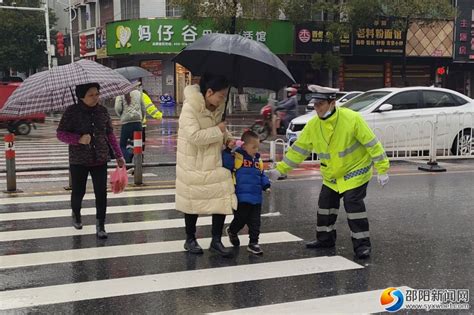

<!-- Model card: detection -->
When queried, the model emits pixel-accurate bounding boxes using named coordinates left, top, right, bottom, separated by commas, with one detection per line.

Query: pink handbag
left=110, top=166, right=128, bottom=194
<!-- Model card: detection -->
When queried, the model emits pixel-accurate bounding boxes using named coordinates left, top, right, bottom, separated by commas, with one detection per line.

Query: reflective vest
left=276, top=107, right=390, bottom=193
left=142, top=92, right=162, bottom=127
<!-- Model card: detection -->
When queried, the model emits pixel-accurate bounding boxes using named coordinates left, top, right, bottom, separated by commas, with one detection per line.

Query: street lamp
left=0, top=1, right=52, bottom=69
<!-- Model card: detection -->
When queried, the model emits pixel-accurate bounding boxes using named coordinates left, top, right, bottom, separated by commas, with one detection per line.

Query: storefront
left=450, top=0, right=474, bottom=97
left=105, top=18, right=294, bottom=104
left=294, top=19, right=453, bottom=92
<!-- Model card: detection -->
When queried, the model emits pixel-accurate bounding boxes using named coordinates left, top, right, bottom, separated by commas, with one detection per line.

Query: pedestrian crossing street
left=0, top=188, right=398, bottom=313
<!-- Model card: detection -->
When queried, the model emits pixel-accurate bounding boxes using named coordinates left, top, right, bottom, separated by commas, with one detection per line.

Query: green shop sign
left=106, top=18, right=293, bottom=56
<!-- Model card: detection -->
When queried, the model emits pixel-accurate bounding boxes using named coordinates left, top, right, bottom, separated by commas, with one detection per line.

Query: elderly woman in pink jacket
left=176, top=73, right=237, bottom=258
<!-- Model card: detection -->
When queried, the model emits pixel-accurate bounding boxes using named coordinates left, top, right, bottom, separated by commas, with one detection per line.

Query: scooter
left=250, top=99, right=287, bottom=141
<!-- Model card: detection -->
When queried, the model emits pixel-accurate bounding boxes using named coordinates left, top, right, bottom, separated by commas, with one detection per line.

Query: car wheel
left=250, top=123, right=269, bottom=142
left=7, top=124, right=16, bottom=133
left=14, top=122, right=32, bottom=136
left=451, top=128, right=473, bottom=156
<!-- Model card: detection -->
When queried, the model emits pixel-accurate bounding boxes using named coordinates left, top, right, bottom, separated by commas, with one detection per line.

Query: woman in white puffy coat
left=176, top=73, right=237, bottom=257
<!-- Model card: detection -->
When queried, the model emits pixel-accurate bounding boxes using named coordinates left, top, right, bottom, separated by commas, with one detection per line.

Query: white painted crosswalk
left=0, top=187, right=392, bottom=313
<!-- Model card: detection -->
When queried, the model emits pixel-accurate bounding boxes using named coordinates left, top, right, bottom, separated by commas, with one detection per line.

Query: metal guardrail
left=273, top=112, right=474, bottom=167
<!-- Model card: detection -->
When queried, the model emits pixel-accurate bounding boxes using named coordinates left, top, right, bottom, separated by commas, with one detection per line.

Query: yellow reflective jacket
left=142, top=92, right=163, bottom=127
left=276, top=107, right=390, bottom=193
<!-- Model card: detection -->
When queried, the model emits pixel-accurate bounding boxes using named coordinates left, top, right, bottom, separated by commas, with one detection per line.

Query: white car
left=305, top=91, right=363, bottom=113
left=287, top=86, right=474, bottom=155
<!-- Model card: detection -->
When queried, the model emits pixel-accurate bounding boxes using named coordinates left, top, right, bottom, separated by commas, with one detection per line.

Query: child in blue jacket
left=222, top=130, right=271, bottom=255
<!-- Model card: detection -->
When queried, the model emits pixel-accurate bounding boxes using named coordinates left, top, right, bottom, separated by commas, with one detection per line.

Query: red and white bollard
left=133, top=131, right=143, bottom=185
left=4, top=133, right=17, bottom=192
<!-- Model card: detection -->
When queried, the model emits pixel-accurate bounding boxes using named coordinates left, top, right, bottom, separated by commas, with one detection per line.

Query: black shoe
left=355, top=247, right=371, bottom=259
left=305, top=240, right=335, bottom=249
left=184, top=239, right=204, bottom=254
left=247, top=244, right=263, bottom=255
left=71, top=212, right=82, bottom=230
left=209, top=239, right=233, bottom=258
left=96, top=220, right=108, bottom=239
left=226, top=226, right=240, bottom=247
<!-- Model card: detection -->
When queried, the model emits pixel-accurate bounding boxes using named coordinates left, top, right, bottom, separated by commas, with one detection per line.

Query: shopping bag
left=110, top=166, right=128, bottom=194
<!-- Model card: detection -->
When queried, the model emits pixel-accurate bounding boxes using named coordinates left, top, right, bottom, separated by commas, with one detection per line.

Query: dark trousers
left=120, top=122, right=142, bottom=163
left=316, top=183, right=371, bottom=251
left=229, top=203, right=262, bottom=245
left=70, top=163, right=108, bottom=222
left=184, top=213, right=226, bottom=240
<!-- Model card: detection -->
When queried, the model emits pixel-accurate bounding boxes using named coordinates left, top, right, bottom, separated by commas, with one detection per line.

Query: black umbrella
left=173, top=34, right=295, bottom=117
left=114, top=66, right=153, bottom=81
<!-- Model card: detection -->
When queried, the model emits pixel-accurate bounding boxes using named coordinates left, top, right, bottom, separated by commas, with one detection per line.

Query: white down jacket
left=175, top=85, right=237, bottom=215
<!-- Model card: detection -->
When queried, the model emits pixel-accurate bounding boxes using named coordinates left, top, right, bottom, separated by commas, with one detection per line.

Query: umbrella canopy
left=114, top=66, right=153, bottom=81
left=1, top=59, right=137, bottom=116
left=172, top=33, right=295, bottom=91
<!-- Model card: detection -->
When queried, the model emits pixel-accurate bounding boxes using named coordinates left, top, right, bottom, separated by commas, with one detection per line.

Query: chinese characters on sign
left=295, top=23, right=351, bottom=55
left=136, top=23, right=267, bottom=48
left=454, top=0, right=474, bottom=61
left=107, top=18, right=293, bottom=55
left=353, top=19, right=405, bottom=56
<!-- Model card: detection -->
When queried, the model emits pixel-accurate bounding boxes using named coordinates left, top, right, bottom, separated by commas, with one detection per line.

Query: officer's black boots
left=355, top=246, right=371, bottom=259
left=305, top=240, right=335, bottom=249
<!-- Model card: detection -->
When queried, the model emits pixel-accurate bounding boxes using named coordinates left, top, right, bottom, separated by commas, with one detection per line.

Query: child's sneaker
left=247, top=243, right=263, bottom=255
left=226, top=226, right=240, bottom=247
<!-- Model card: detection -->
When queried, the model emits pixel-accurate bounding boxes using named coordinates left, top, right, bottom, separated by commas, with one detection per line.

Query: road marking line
left=0, top=171, right=156, bottom=178
left=0, top=202, right=175, bottom=221
left=0, top=256, right=362, bottom=310
left=0, top=174, right=157, bottom=184
left=210, top=286, right=412, bottom=314
left=0, top=216, right=231, bottom=242
left=0, top=232, right=301, bottom=269
left=0, top=189, right=176, bottom=205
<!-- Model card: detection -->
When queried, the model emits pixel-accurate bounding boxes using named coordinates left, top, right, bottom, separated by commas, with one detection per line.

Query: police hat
left=308, top=85, right=339, bottom=101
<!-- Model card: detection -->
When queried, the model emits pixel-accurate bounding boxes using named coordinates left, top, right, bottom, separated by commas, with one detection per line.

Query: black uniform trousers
left=229, top=202, right=262, bottom=245
left=316, top=182, right=371, bottom=251
left=70, top=163, right=108, bottom=222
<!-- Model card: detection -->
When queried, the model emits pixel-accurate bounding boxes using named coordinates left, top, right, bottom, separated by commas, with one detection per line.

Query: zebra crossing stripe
left=0, top=160, right=69, bottom=165
left=0, top=216, right=232, bottom=242
left=0, top=170, right=78, bottom=176
left=0, top=173, right=157, bottom=184
left=0, top=256, right=363, bottom=310
left=0, top=232, right=301, bottom=269
left=0, top=202, right=175, bottom=221
left=0, top=189, right=176, bottom=205
left=210, top=287, right=412, bottom=314
left=1, top=156, right=69, bottom=161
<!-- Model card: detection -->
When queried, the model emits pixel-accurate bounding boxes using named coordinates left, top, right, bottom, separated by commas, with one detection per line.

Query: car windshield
left=341, top=91, right=391, bottom=112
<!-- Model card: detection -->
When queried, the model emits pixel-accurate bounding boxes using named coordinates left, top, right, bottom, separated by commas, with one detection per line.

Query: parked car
left=305, top=91, right=363, bottom=113
left=287, top=86, right=474, bottom=155
left=0, top=82, right=46, bottom=135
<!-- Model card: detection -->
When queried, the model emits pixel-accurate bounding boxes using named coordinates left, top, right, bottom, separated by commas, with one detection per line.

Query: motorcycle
left=250, top=99, right=288, bottom=141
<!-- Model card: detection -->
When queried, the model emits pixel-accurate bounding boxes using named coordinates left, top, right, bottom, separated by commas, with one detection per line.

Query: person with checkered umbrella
left=267, top=85, right=390, bottom=259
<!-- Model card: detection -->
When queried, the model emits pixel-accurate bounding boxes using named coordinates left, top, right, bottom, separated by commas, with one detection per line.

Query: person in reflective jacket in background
left=267, top=85, right=390, bottom=259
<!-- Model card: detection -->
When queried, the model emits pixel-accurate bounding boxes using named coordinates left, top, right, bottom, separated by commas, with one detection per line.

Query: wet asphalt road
left=0, top=117, right=472, bottom=314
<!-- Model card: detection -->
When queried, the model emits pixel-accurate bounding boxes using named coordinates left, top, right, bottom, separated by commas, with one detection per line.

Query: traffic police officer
left=268, top=85, right=390, bottom=259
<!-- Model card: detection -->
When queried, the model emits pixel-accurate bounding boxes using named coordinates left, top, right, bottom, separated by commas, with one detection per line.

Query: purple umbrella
left=1, top=59, right=137, bottom=116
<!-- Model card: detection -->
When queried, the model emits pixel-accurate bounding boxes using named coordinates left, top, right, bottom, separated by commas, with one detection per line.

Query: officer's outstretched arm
left=275, top=124, right=313, bottom=175
left=354, top=115, right=390, bottom=175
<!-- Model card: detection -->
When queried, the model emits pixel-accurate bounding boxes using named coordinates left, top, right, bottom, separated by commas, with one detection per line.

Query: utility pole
left=0, top=2, right=52, bottom=69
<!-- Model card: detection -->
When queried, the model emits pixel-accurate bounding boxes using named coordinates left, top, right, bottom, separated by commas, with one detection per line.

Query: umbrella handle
left=221, top=88, right=231, bottom=121
left=70, top=87, right=77, bottom=105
